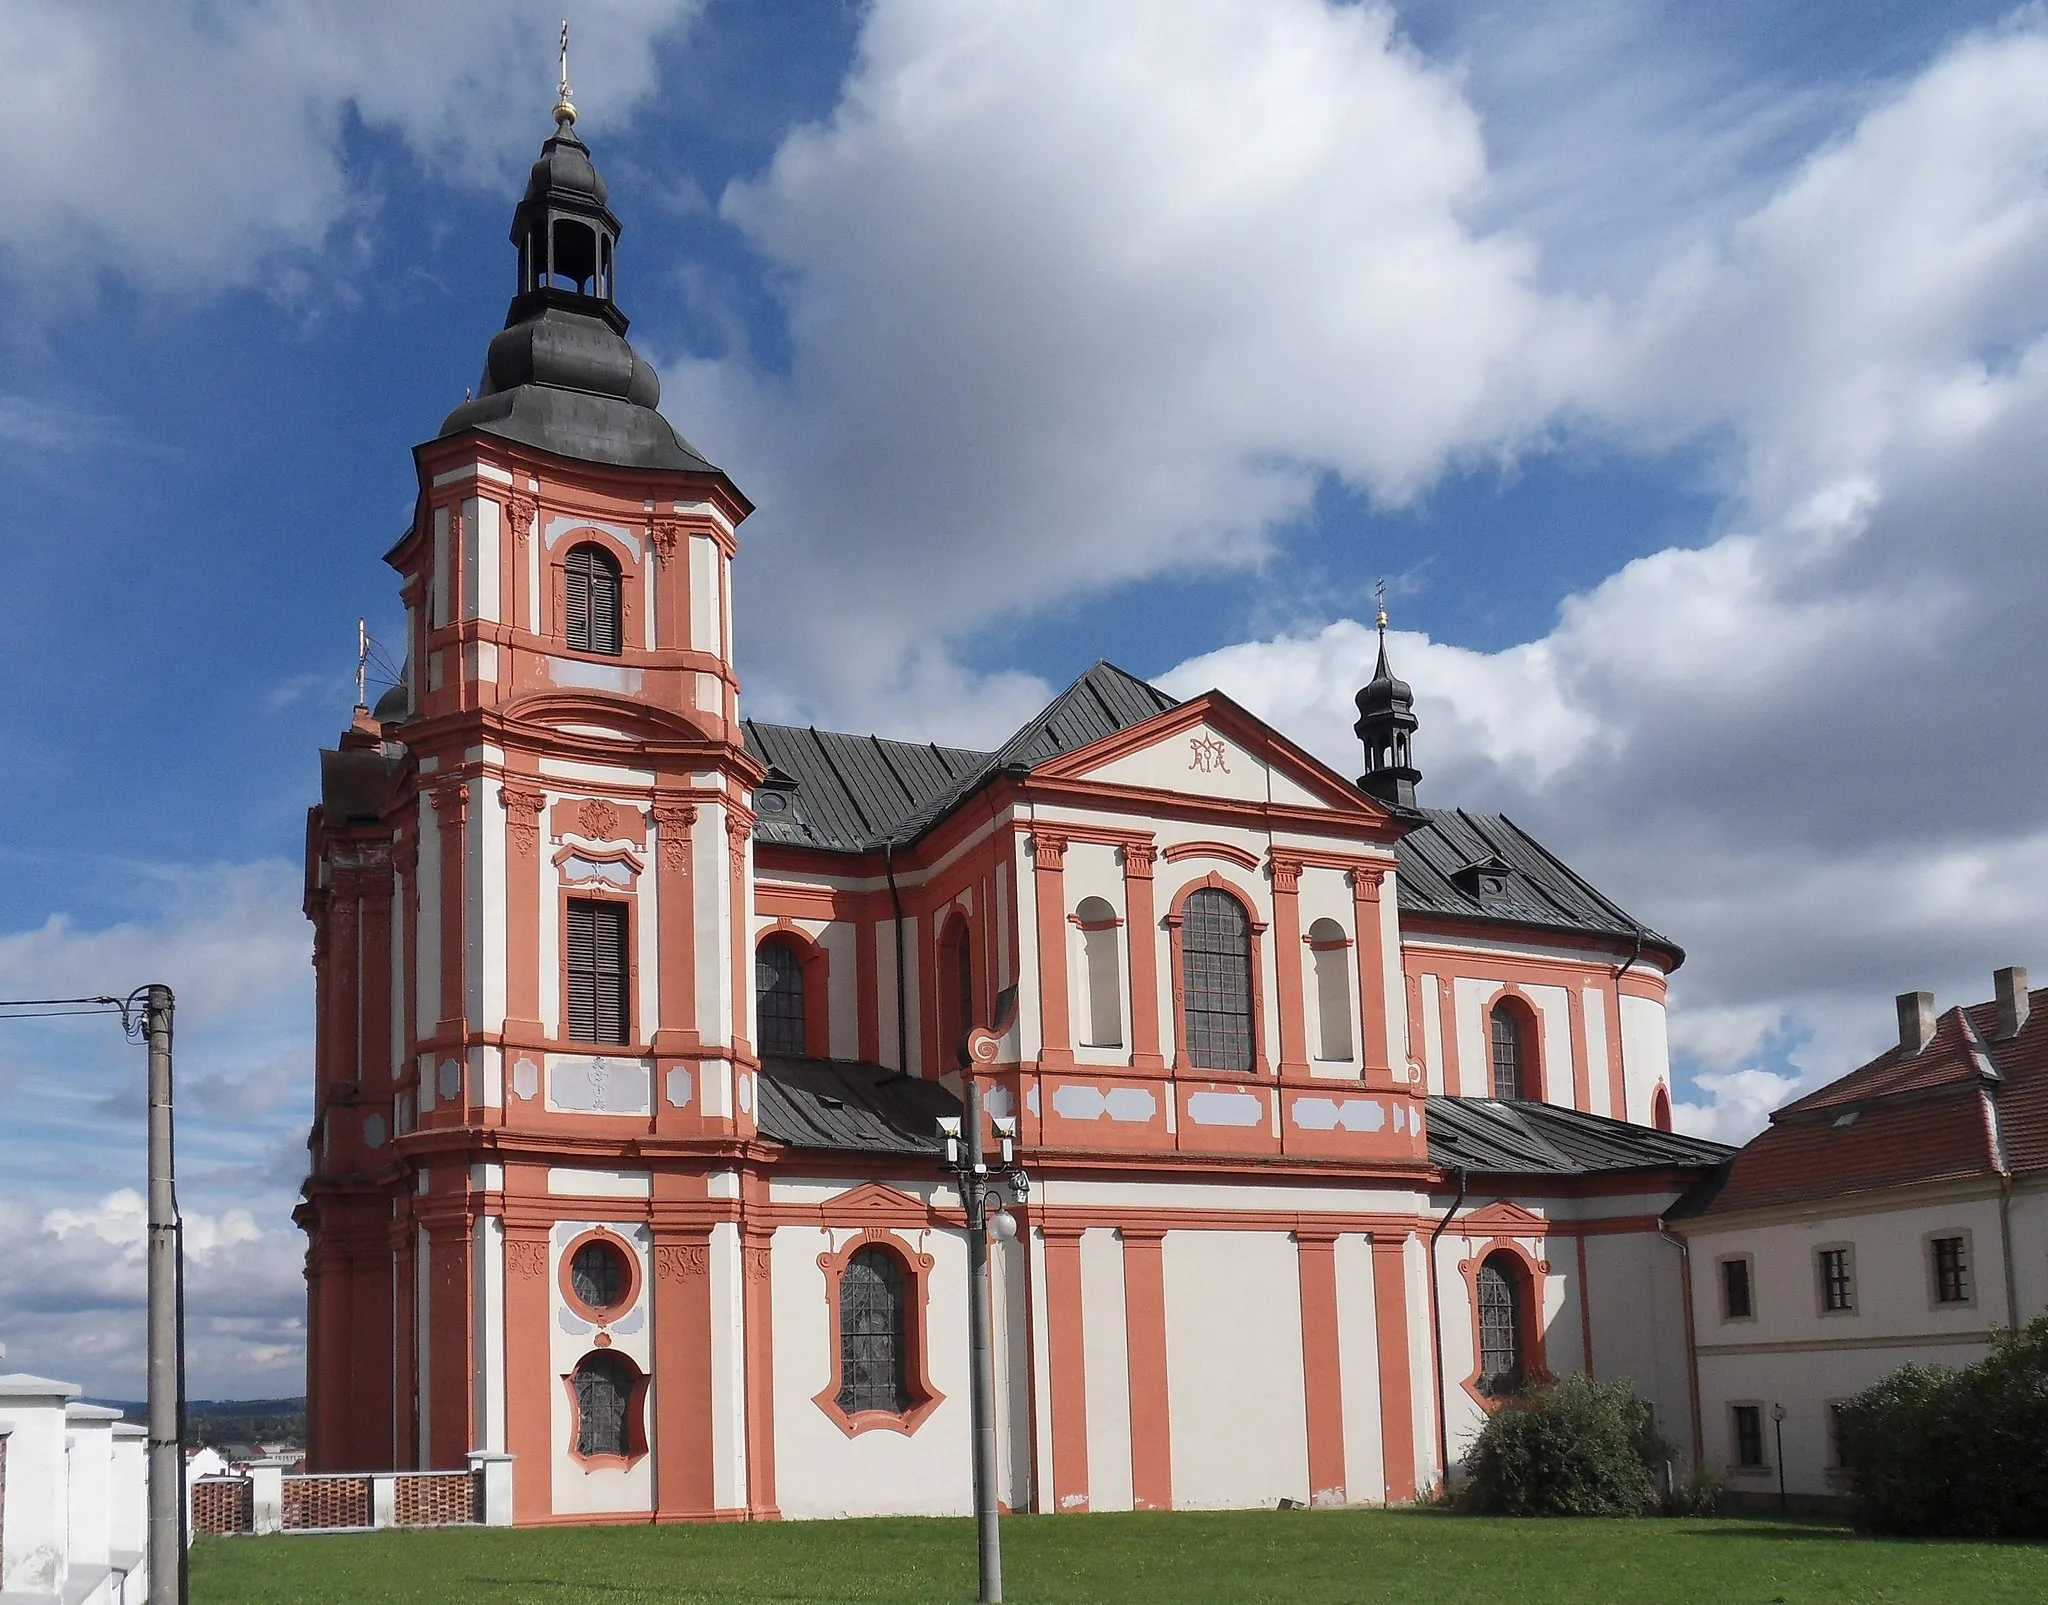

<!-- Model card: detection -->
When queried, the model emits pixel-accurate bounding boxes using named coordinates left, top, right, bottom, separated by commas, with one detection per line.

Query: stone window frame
left=1716, top=1251, right=1757, bottom=1324
left=1923, top=1227, right=1977, bottom=1311
left=811, top=1228, right=945, bottom=1439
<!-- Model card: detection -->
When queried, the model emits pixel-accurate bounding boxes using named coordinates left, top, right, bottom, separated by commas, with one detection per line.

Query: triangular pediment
left=818, top=1181, right=931, bottom=1224
left=1462, top=1200, right=1548, bottom=1233
left=1035, top=693, right=1389, bottom=820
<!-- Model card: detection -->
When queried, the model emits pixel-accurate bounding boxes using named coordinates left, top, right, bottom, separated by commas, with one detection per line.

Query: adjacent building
left=1670, top=967, right=2048, bottom=1507
left=297, top=96, right=1729, bottom=1523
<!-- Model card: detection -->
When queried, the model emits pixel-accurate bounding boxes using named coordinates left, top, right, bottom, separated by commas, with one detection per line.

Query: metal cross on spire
left=1376, top=576, right=1388, bottom=634
left=554, top=20, right=576, bottom=126
left=355, top=616, right=368, bottom=710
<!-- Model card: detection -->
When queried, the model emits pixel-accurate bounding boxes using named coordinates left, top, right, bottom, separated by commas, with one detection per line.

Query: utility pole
left=144, top=984, right=186, bottom=1605
left=939, top=1013, right=1028, bottom=1604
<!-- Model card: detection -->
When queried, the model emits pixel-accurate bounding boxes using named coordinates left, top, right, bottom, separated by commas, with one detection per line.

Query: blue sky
left=2, top=0, right=2045, bottom=1397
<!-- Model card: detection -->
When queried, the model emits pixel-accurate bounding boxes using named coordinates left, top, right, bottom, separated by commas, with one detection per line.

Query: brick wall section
left=191, top=1477, right=254, bottom=1536
left=393, top=1472, right=478, bottom=1526
left=282, top=1475, right=371, bottom=1530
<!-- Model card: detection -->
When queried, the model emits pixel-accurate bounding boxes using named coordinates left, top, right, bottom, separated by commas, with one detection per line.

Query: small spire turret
left=1355, top=581, right=1421, bottom=808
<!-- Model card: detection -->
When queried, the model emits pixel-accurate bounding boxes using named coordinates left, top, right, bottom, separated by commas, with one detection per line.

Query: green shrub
left=1839, top=1315, right=2048, bottom=1538
left=1458, top=1374, right=1671, bottom=1517
left=1658, top=1465, right=1723, bottom=1518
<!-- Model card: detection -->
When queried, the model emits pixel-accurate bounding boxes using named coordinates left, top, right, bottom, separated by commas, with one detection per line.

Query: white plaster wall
left=1419, top=974, right=1445, bottom=1095
left=1581, top=1231, right=1693, bottom=1460
left=547, top=1220, right=653, bottom=1516
left=63, top=1409, right=115, bottom=1570
left=822, top=920, right=859, bottom=1059
left=416, top=794, right=441, bottom=1033
left=695, top=806, right=730, bottom=1050
left=477, top=781, right=506, bottom=1031
left=474, top=1214, right=506, bottom=1455
left=1013, top=836, right=1042, bottom=1063
left=1618, top=991, right=1670, bottom=1124
left=1582, top=987, right=1612, bottom=1118
left=689, top=535, right=720, bottom=655
left=0, top=1379, right=76, bottom=1597
left=1162, top=1231, right=1309, bottom=1508
left=1065, top=843, right=1129, bottom=1064
left=1378, top=876, right=1406, bottom=1082
left=769, top=1225, right=974, bottom=1518
left=538, top=813, right=563, bottom=1039
left=1079, top=1229, right=1134, bottom=1512
left=1086, top=724, right=1324, bottom=809
left=1332, top=1233, right=1385, bottom=1503
left=709, top=1221, right=748, bottom=1509
left=1029, top=1226, right=1056, bottom=1514
left=1451, top=977, right=1494, bottom=1099
left=1526, top=983, right=1572, bottom=1107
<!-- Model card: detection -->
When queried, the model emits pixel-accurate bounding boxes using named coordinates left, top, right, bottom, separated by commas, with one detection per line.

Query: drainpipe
left=885, top=842, right=910, bottom=1077
left=1657, top=1220, right=1704, bottom=1471
left=1427, top=1167, right=1467, bottom=1490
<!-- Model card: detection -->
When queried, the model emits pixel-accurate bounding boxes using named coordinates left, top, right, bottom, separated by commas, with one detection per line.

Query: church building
left=298, top=92, right=1730, bottom=1523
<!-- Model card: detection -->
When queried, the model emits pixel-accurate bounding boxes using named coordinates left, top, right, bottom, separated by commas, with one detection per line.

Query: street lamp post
left=1771, top=1402, right=1788, bottom=1516
left=939, top=1023, right=1029, bottom=1605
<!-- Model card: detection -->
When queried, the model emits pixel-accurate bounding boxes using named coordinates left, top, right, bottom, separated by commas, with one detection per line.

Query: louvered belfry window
left=1181, top=888, right=1254, bottom=1071
left=1490, top=1002, right=1526, bottom=1101
left=572, top=1351, right=636, bottom=1457
left=564, top=542, right=623, bottom=655
left=1476, top=1254, right=1524, bottom=1396
left=755, top=939, right=806, bottom=1056
left=836, top=1247, right=910, bottom=1416
left=567, top=899, right=630, bottom=1045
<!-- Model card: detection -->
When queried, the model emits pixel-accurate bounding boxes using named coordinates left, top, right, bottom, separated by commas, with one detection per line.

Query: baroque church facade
left=298, top=100, right=1729, bottom=1523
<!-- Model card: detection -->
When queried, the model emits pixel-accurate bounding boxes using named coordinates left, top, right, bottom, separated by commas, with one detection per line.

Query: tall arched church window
left=836, top=1247, right=910, bottom=1416
left=572, top=1351, right=641, bottom=1458
left=1076, top=897, right=1124, bottom=1049
left=1489, top=999, right=1532, bottom=1101
left=1308, top=918, right=1353, bottom=1062
left=1476, top=1253, right=1526, bottom=1397
left=564, top=542, right=622, bottom=656
left=756, top=938, right=806, bottom=1057
left=1182, top=888, right=1254, bottom=1072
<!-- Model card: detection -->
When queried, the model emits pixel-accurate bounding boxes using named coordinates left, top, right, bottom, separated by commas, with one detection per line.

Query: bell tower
left=303, top=60, right=771, bottom=1518
left=1354, top=592, right=1421, bottom=809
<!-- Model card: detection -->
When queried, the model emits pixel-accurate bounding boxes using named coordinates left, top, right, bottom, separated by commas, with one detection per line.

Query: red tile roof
left=1689, top=985, right=2046, bottom=1218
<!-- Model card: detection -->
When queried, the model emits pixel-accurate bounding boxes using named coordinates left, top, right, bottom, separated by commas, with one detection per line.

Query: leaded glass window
left=565, top=543, right=622, bottom=656
left=1819, top=1247, right=1854, bottom=1311
left=836, top=1247, right=909, bottom=1416
left=1181, top=889, right=1253, bottom=1072
left=1932, top=1236, right=1969, bottom=1303
left=1489, top=1003, right=1526, bottom=1101
left=570, top=1239, right=627, bottom=1313
left=573, top=1351, right=637, bottom=1457
left=756, top=939, right=806, bottom=1056
left=1476, top=1254, right=1524, bottom=1397
left=566, top=899, right=630, bottom=1045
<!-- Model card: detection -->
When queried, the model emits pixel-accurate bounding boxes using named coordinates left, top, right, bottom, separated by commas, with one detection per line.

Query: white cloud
left=0, top=1190, right=303, bottom=1399
left=0, top=0, right=704, bottom=298
left=666, top=0, right=1614, bottom=728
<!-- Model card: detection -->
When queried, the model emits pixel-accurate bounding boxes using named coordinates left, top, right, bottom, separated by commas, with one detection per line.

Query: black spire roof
left=436, top=100, right=722, bottom=476
left=1355, top=609, right=1421, bottom=808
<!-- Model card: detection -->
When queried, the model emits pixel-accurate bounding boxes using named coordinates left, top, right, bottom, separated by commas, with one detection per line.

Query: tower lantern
left=1355, top=589, right=1421, bottom=808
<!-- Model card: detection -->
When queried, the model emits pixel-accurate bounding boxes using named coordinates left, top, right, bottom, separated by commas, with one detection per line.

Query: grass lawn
left=190, top=1509, right=2048, bottom=1605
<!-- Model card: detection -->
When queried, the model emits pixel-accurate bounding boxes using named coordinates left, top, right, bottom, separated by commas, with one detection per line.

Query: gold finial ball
left=553, top=95, right=577, bottom=126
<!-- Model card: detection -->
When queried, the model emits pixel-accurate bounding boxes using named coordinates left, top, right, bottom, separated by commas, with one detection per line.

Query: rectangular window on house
left=1931, top=1235, right=1970, bottom=1304
left=1818, top=1246, right=1854, bottom=1313
left=1732, top=1403, right=1765, bottom=1469
left=567, top=898, right=630, bottom=1045
left=1720, top=1256, right=1754, bottom=1320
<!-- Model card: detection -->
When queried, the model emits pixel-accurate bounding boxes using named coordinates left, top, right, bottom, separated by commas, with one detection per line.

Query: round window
left=569, top=1238, right=630, bottom=1314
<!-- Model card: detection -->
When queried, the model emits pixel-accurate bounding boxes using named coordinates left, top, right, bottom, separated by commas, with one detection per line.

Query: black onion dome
left=1354, top=637, right=1413, bottom=718
left=435, top=111, right=723, bottom=477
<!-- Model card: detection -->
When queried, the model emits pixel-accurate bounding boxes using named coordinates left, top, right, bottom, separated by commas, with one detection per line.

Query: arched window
left=1182, top=888, right=1254, bottom=1072
left=836, top=1247, right=909, bottom=1416
left=1651, top=1084, right=1673, bottom=1132
left=1489, top=999, right=1532, bottom=1101
left=1475, top=1253, right=1526, bottom=1397
left=1076, top=897, right=1123, bottom=1049
left=572, top=1351, right=642, bottom=1458
left=564, top=542, right=622, bottom=656
left=1308, top=918, right=1353, bottom=1062
left=939, top=915, right=974, bottom=1065
left=755, top=938, right=806, bottom=1057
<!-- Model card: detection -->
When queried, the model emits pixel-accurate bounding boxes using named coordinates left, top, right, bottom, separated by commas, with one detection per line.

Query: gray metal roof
left=743, top=660, right=1173, bottom=853
left=1426, top=1097, right=1731, bottom=1177
left=754, top=1058, right=961, bottom=1156
left=1394, top=809, right=1679, bottom=962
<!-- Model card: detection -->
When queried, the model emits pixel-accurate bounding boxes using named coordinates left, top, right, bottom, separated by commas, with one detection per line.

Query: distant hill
left=91, top=1397, right=307, bottom=1449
